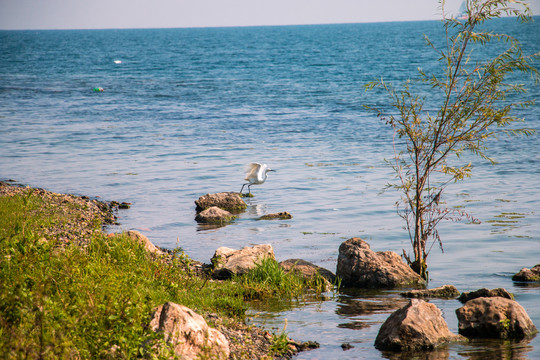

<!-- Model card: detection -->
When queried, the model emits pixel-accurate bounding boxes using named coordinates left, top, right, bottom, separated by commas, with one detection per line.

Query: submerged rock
left=512, top=264, right=540, bottom=282
left=375, top=299, right=462, bottom=351
left=458, top=287, right=514, bottom=303
left=211, top=244, right=275, bottom=279
left=195, top=192, right=247, bottom=213
left=150, top=302, right=230, bottom=359
left=401, top=285, right=459, bottom=299
left=456, top=297, right=537, bottom=339
left=195, top=206, right=236, bottom=224
left=280, top=259, right=336, bottom=290
left=336, top=238, right=425, bottom=288
left=258, top=211, right=292, bottom=220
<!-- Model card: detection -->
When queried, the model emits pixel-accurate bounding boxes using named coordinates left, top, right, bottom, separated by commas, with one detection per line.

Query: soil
left=0, top=180, right=318, bottom=359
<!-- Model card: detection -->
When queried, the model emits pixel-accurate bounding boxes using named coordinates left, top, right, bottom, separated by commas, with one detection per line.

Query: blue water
left=1, top=18, right=539, bottom=359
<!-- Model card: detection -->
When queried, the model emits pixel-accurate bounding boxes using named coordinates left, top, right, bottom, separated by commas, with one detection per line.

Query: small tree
left=366, top=0, right=539, bottom=280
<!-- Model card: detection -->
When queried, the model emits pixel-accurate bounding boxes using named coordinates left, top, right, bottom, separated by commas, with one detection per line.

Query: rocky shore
left=0, top=181, right=314, bottom=359
left=3, top=182, right=538, bottom=358
left=0, top=181, right=117, bottom=246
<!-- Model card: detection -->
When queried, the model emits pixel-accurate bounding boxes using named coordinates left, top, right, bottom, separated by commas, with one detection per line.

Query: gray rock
left=195, top=206, right=236, bottom=224
left=458, top=287, right=513, bottom=303
left=375, top=299, right=463, bottom=351
left=401, top=285, right=459, bottom=299
left=456, top=297, right=538, bottom=339
left=195, top=192, right=246, bottom=213
left=150, top=302, right=230, bottom=359
left=512, top=264, right=540, bottom=282
left=336, top=238, right=426, bottom=288
left=211, top=244, right=275, bottom=279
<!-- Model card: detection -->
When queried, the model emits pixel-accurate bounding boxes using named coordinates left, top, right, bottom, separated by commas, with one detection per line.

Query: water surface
left=1, top=18, right=539, bottom=358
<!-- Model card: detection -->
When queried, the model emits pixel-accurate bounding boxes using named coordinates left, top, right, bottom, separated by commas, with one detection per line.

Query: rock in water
left=375, top=299, right=462, bottom=351
left=211, top=244, right=275, bottom=279
left=456, top=297, right=538, bottom=339
left=195, top=206, right=236, bottom=224
left=512, top=264, right=540, bottom=282
left=258, top=211, right=292, bottom=220
left=401, top=285, right=459, bottom=299
left=195, top=192, right=247, bottom=213
left=150, top=302, right=230, bottom=359
left=336, top=238, right=425, bottom=288
left=458, top=287, right=513, bottom=303
left=280, top=259, right=336, bottom=290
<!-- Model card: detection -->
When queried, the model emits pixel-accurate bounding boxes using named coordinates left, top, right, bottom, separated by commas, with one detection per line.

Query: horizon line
left=1, top=14, right=536, bottom=32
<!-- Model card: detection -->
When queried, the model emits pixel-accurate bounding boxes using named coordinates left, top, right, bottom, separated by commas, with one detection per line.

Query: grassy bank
left=0, top=183, right=321, bottom=359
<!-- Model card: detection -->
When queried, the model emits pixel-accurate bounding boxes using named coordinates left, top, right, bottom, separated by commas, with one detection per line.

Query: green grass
left=237, top=257, right=330, bottom=299
left=0, top=189, right=320, bottom=358
left=0, top=190, right=252, bottom=358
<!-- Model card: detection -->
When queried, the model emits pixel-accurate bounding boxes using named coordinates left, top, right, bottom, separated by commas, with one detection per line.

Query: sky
left=0, top=0, right=539, bottom=30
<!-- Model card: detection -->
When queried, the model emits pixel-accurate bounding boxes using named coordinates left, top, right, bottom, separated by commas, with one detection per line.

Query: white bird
left=240, top=163, right=275, bottom=194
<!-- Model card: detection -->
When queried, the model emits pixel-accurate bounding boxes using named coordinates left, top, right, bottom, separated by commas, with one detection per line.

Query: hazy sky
left=1, top=0, right=539, bottom=30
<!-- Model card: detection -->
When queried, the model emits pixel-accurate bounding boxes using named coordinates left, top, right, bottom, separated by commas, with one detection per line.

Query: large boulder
left=195, top=192, right=247, bottom=213
left=458, top=287, right=513, bottom=303
left=150, top=302, right=230, bottom=359
left=211, top=244, right=275, bottom=279
left=336, top=238, right=426, bottom=288
left=456, top=297, right=538, bottom=339
left=375, top=299, right=462, bottom=351
left=512, top=264, right=540, bottom=282
left=401, top=285, right=459, bottom=299
left=195, top=206, right=236, bottom=224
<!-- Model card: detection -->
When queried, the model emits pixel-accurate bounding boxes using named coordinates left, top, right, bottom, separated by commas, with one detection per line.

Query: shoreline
left=0, top=180, right=317, bottom=359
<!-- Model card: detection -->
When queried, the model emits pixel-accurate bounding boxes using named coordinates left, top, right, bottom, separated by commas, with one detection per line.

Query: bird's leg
left=248, top=184, right=252, bottom=194
left=240, top=183, right=248, bottom=194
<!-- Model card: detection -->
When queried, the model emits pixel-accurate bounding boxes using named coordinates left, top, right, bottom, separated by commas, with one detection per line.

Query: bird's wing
left=244, top=163, right=261, bottom=181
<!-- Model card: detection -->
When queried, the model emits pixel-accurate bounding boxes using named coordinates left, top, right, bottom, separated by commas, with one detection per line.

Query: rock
left=211, top=244, right=276, bottom=279
left=512, top=264, right=540, bottom=282
left=341, top=343, right=353, bottom=350
left=375, top=299, right=462, bottom=351
left=195, top=206, right=236, bottom=224
left=401, top=285, right=459, bottom=299
left=195, top=192, right=247, bottom=213
left=336, top=238, right=426, bottom=288
left=456, top=297, right=538, bottom=339
left=126, top=230, right=162, bottom=254
left=280, top=259, right=336, bottom=291
left=118, top=202, right=131, bottom=209
left=150, top=302, right=230, bottom=359
left=258, top=211, right=292, bottom=220
left=458, top=287, right=513, bottom=303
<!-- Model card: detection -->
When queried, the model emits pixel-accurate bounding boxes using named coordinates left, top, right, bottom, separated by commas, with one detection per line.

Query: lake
left=1, top=17, right=539, bottom=358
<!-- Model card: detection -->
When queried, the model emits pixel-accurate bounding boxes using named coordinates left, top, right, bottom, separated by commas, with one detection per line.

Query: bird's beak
left=269, top=169, right=276, bottom=172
